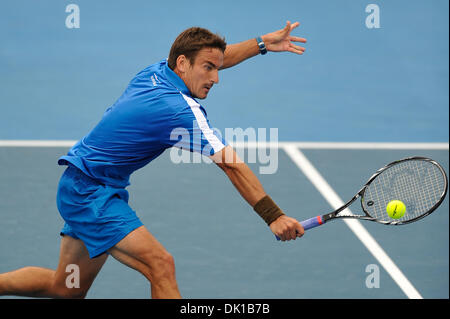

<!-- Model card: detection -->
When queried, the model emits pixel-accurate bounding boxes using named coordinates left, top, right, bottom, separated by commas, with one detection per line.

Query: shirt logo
left=150, top=73, right=160, bottom=87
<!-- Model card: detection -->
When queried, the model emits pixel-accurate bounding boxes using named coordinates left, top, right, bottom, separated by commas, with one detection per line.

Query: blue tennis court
left=0, top=144, right=447, bottom=299
left=0, top=0, right=448, bottom=300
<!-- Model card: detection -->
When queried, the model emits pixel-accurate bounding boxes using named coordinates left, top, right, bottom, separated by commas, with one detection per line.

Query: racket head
left=359, top=157, right=448, bottom=225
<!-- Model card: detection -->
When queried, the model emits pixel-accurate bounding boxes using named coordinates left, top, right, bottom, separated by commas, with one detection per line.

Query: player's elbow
left=215, top=159, right=235, bottom=172
left=210, top=146, right=244, bottom=172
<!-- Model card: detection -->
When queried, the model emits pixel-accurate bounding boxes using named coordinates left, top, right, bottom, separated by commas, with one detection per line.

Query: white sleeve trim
left=180, top=93, right=225, bottom=154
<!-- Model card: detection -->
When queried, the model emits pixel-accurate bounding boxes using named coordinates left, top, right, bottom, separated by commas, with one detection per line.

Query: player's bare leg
left=108, top=225, right=181, bottom=299
left=0, top=235, right=107, bottom=298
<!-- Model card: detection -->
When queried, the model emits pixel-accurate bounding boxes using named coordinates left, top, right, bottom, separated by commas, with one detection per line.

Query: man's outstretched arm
left=220, top=21, right=307, bottom=70
left=210, top=146, right=304, bottom=241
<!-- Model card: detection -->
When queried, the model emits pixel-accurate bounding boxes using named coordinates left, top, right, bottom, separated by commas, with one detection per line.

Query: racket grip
left=275, top=216, right=324, bottom=241
left=301, top=216, right=324, bottom=230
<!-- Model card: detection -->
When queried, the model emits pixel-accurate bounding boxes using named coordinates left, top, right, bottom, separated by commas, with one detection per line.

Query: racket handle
left=301, top=216, right=325, bottom=230
left=275, top=216, right=324, bottom=241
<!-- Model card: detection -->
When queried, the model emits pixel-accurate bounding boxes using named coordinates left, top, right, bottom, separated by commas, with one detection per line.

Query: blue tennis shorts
left=56, top=165, right=143, bottom=258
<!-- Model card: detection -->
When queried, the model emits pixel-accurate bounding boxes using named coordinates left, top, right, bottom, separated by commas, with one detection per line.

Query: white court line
left=282, top=144, right=423, bottom=299
left=0, top=140, right=77, bottom=147
left=0, top=140, right=448, bottom=149
left=235, top=142, right=449, bottom=150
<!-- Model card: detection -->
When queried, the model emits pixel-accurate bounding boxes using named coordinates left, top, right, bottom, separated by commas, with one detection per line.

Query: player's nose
left=212, top=69, right=219, bottom=84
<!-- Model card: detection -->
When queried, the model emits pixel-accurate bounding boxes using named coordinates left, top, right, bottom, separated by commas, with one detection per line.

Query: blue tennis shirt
left=58, top=59, right=227, bottom=188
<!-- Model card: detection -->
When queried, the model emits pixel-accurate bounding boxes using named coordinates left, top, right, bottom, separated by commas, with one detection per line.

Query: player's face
left=178, top=47, right=223, bottom=99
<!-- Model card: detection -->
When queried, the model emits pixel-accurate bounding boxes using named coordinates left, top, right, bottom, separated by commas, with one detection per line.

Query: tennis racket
left=276, top=156, right=448, bottom=240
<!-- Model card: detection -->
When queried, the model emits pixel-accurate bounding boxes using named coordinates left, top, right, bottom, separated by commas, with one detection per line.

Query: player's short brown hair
left=168, top=27, right=226, bottom=70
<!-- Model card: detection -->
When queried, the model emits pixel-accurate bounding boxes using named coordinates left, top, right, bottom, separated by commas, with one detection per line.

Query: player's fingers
left=290, top=226, right=298, bottom=240
left=274, top=230, right=285, bottom=241
left=281, top=21, right=291, bottom=36
left=296, top=223, right=305, bottom=238
left=281, top=227, right=292, bottom=241
left=289, top=21, right=300, bottom=31
left=290, top=36, right=307, bottom=43
left=290, top=43, right=305, bottom=53
left=287, top=47, right=304, bottom=55
left=283, top=220, right=304, bottom=240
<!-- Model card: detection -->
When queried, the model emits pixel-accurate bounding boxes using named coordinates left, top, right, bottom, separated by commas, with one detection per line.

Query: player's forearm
left=212, top=146, right=288, bottom=228
left=211, top=146, right=266, bottom=205
left=220, top=38, right=261, bottom=70
left=223, top=163, right=290, bottom=227
left=222, top=162, right=266, bottom=207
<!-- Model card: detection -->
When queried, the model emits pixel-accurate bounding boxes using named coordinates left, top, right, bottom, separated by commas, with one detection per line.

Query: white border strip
left=0, top=140, right=448, bottom=150
left=282, top=144, right=423, bottom=299
left=0, top=140, right=77, bottom=147
left=233, top=142, right=449, bottom=149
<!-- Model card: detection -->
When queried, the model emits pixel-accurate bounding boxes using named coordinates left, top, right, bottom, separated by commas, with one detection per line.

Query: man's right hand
left=270, top=215, right=304, bottom=241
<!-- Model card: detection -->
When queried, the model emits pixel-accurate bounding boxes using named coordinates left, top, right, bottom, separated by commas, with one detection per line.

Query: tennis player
left=0, top=21, right=306, bottom=299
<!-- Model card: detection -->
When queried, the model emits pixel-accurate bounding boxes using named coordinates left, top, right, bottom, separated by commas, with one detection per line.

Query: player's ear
left=175, top=55, right=188, bottom=74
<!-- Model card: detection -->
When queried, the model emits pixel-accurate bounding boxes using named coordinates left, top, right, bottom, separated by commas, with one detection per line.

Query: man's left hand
left=262, top=21, right=307, bottom=55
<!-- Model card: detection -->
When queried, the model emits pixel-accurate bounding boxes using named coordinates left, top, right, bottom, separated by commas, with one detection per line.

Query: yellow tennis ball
left=386, top=200, right=406, bottom=219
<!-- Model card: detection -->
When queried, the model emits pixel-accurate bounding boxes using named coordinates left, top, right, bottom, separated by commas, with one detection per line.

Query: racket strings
left=363, top=159, right=446, bottom=223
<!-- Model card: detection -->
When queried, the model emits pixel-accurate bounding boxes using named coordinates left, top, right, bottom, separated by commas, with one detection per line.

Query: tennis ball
left=386, top=200, right=406, bottom=219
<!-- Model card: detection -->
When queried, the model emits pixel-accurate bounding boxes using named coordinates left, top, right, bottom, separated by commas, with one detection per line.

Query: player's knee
left=153, top=252, right=176, bottom=279
left=52, top=286, right=88, bottom=299
left=143, top=251, right=176, bottom=282
left=51, top=279, right=89, bottom=299
left=65, top=289, right=87, bottom=299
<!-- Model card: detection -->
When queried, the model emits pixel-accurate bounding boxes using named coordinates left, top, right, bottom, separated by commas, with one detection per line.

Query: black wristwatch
left=256, top=36, right=267, bottom=55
